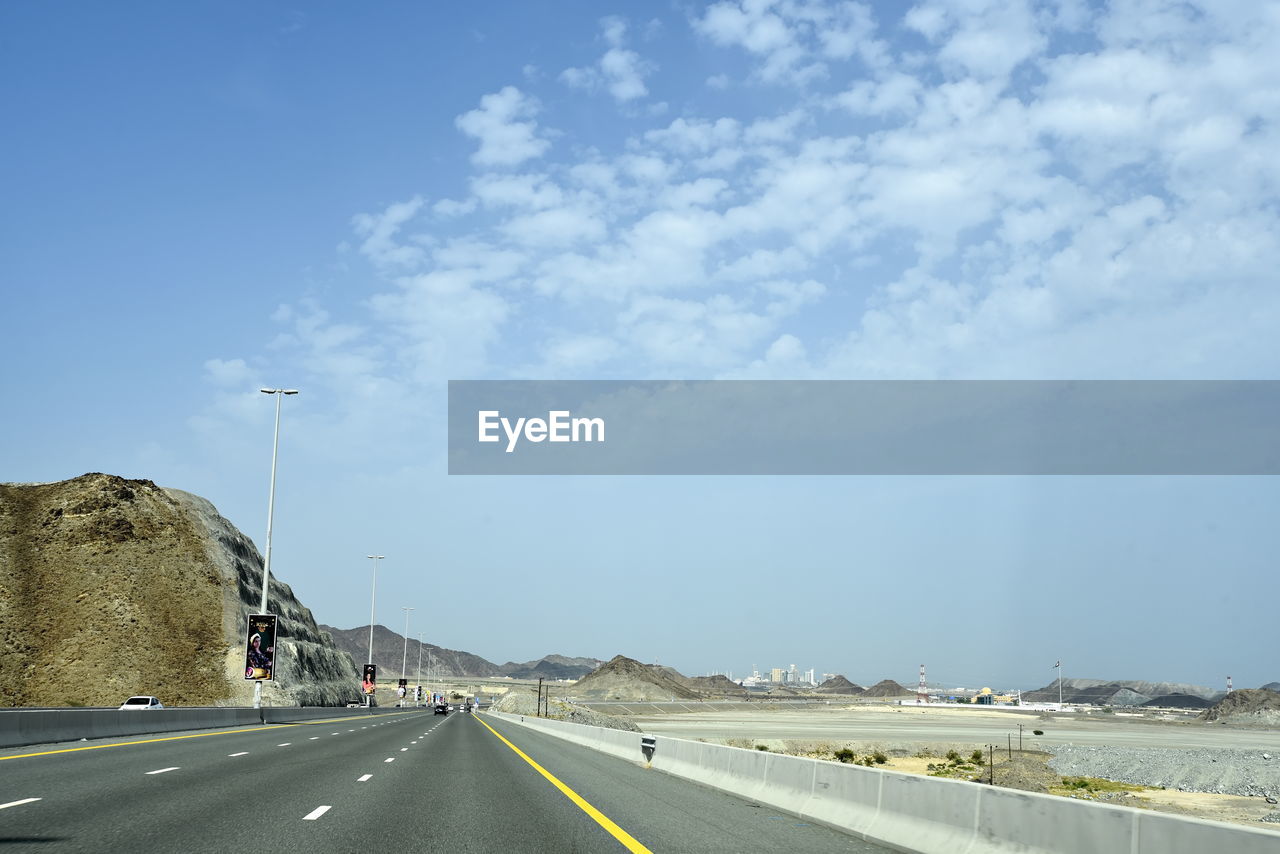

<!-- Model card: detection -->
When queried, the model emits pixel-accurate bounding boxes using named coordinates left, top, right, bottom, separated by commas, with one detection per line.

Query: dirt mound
left=863, top=679, right=912, bottom=697
left=815, top=675, right=864, bottom=695
left=1142, top=693, right=1213, bottom=709
left=649, top=664, right=694, bottom=686
left=571, top=654, right=700, bottom=700
left=1, top=473, right=359, bottom=707
left=687, top=674, right=746, bottom=695
left=1198, top=689, right=1280, bottom=724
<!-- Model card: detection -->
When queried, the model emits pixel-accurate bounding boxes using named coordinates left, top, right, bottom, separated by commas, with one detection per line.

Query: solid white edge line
left=0, top=798, right=41, bottom=810
left=228, top=752, right=249, bottom=757
left=357, top=774, right=372, bottom=782
left=303, top=805, right=331, bottom=821
left=145, top=767, right=179, bottom=775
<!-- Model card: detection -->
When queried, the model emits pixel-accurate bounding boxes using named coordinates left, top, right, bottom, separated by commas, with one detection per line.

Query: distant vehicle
left=119, top=696, right=163, bottom=710
left=434, top=702, right=449, bottom=715
left=460, top=704, right=470, bottom=713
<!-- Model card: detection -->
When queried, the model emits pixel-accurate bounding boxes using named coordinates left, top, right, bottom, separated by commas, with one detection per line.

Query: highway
left=0, top=710, right=887, bottom=853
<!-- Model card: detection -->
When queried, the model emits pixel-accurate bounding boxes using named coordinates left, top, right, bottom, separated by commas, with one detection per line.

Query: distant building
left=770, top=667, right=785, bottom=683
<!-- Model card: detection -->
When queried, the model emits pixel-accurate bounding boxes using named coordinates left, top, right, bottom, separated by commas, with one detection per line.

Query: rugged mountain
left=862, top=679, right=912, bottom=697
left=319, top=624, right=501, bottom=679
left=570, top=654, right=701, bottom=701
left=1260, top=682, right=1280, bottom=693
left=1023, top=677, right=1221, bottom=706
left=500, top=655, right=604, bottom=680
left=815, top=675, right=865, bottom=695
left=0, top=473, right=359, bottom=707
left=1198, top=688, right=1280, bottom=725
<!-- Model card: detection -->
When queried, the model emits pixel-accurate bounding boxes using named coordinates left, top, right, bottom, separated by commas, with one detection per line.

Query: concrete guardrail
left=0, top=705, right=390, bottom=749
left=484, top=710, right=1280, bottom=854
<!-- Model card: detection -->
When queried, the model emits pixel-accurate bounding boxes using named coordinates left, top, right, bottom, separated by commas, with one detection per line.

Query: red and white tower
left=1227, top=675, right=1233, bottom=694
left=918, top=664, right=928, bottom=704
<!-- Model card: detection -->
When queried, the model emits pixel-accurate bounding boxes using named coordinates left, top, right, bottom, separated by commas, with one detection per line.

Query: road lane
left=0, top=709, right=888, bottom=853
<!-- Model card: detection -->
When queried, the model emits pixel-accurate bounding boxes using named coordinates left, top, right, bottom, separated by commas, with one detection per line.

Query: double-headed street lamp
left=365, top=554, right=384, bottom=707
left=254, top=387, right=298, bottom=710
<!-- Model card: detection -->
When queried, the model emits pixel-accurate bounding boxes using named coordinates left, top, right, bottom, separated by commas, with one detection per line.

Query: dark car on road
left=434, top=702, right=449, bottom=715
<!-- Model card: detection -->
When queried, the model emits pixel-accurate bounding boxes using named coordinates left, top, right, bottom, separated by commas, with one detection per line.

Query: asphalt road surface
left=0, top=710, right=888, bottom=853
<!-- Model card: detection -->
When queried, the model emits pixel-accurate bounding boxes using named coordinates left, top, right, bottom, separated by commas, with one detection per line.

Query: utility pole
left=537, top=678, right=544, bottom=717
left=416, top=633, right=424, bottom=707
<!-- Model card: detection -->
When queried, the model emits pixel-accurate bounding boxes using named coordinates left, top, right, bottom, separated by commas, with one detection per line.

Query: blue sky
left=3, top=1, right=1277, bottom=690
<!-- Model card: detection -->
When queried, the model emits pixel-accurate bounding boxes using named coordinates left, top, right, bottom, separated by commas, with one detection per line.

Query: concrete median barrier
left=487, top=710, right=1280, bottom=854
left=0, top=705, right=390, bottom=749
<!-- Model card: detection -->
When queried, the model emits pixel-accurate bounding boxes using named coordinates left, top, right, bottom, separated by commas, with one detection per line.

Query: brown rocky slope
left=0, top=473, right=359, bottom=707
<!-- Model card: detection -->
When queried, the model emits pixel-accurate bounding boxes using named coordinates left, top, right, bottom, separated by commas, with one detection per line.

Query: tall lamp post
left=254, top=387, right=298, bottom=710
left=416, top=632, right=424, bottom=707
left=365, top=554, right=384, bottom=707
left=400, top=607, right=415, bottom=706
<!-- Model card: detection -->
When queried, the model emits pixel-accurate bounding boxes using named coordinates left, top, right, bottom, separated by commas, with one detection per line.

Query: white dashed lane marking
left=400, top=748, right=408, bottom=752
left=358, top=774, right=373, bottom=782
left=0, top=799, right=41, bottom=810
left=310, top=736, right=320, bottom=740
left=278, top=743, right=291, bottom=747
left=303, top=805, right=331, bottom=821
left=384, top=758, right=395, bottom=763
left=228, top=752, right=248, bottom=757
left=146, top=767, right=179, bottom=775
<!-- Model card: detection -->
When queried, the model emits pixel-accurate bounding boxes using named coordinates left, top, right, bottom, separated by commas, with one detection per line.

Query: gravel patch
left=1048, top=744, right=1280, bottom=797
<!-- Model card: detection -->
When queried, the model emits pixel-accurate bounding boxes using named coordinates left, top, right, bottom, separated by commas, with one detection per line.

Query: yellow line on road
left=474, top=715, right=652, bottom=854
left=0, top=710, right=426, bottom=762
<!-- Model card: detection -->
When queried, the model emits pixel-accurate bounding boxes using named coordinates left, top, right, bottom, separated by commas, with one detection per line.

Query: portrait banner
left=244, top=614, right=277, bottom=681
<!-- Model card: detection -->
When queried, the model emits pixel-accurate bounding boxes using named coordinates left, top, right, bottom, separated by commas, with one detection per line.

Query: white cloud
left=560, top=17, right=656, bottom=103
left=455, top=87, right=550, bottom=168
left=351, top=197, right=426, bottom=269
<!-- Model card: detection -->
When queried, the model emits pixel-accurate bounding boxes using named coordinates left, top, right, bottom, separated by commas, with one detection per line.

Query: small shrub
left=834, top=748, right=857, bottom=763
left=872, top=751, right=888, bottom=765
left=946, top=749, right=961, bottom=762
left=1033, top=730, right=1044, bottom=736
left=755, top=744, right=769, bottom=751
left=970, top=749, right=983, bottom=764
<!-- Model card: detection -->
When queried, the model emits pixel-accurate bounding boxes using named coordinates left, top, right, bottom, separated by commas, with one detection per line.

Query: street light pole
left=365, top=554, right=383, bottom=707
left=416, top=632, right=424, bottom=707
left=254, top=387, right=297, bottom=710
left=400, top=607, right=415, bottom=706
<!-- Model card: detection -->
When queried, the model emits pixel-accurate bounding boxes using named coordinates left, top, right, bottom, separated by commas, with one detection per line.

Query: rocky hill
left=1141, top=693, right=1213, bottom=709
left=571, top=655, right=701, bottom=701
left=1261, top=682, right=1280, bottom=693
left=1024, top=677, right=1221, bottom=706
left=815, top=675, right=865, bottom=695
left=0, top=473, right=359, bottom=707
left=1198, top=689, right=1280, bottom=725
left=687, top=674, right=746, bottom=696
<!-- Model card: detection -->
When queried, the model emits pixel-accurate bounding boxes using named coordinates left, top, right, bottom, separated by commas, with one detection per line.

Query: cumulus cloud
left=560, top=17, right=656, bottom=103
left=455, top=87, right=550, bottom=168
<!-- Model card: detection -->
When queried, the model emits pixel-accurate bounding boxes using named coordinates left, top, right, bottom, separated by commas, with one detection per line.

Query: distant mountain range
left=318, top=624, right=602, bottom=681
left=1023, top=677, right=1226, bottom=706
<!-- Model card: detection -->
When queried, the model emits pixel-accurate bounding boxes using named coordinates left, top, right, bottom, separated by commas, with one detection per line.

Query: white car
left=119, top=696, right=164, bottom=710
